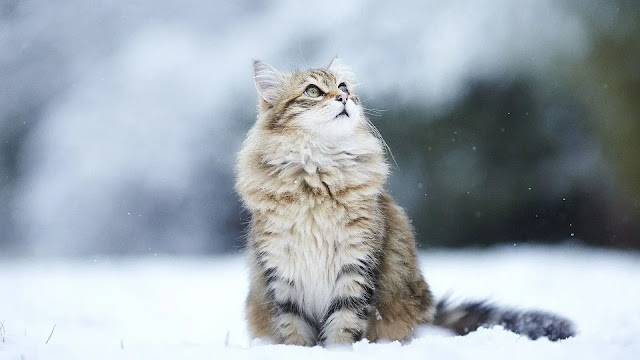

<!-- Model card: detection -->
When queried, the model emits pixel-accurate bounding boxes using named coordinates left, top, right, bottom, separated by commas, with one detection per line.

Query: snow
left=1, top=245, right=639, bottom=359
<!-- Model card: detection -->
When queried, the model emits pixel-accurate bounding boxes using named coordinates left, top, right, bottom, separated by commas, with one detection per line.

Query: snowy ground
left=1, top=245, right=639, bottom=359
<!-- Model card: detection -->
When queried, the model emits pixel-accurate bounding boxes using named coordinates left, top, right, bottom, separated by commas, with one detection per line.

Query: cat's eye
left=304, top=85, right=323, bottom=98
left=338, top=83, right=349, bottom=94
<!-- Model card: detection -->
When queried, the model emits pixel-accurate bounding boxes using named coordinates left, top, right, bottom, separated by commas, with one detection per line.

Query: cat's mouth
left=335, top=109, right=349, bottom=118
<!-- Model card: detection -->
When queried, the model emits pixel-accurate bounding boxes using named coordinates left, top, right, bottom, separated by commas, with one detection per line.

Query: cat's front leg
left=271, top=307, right=318, bottom=346
left=264, top=268, right=319, bottom=346
left=319, top=261, right=377, bottom=345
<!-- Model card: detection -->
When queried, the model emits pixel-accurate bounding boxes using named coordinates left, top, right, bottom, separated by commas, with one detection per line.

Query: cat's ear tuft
left=253, top=60, right=284, bottom=104
left=327, top=56, right=344, bottom=71
left=327, top=57, right=356, bottom=84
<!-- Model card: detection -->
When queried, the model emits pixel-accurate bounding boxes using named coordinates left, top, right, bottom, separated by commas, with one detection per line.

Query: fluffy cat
left=235, top=58, right=575, bottom=346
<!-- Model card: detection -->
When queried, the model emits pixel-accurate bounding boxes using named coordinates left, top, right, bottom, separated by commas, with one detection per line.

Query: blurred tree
left=378, top=72, right=638, bottom=249
left=564, top=0, right=640, bottom=248
left=371, top=1, right=640, bottom=250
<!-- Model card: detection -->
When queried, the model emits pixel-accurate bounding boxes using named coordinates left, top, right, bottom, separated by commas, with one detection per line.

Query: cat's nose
left=335, top=93, right=348, bottom=104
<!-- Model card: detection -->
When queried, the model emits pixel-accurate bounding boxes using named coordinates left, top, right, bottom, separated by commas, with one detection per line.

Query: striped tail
left=433, top=299, right=576, bottom=341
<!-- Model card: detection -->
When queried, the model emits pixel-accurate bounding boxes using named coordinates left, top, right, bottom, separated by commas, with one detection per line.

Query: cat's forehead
left=295, top=69, right=338, bottom=88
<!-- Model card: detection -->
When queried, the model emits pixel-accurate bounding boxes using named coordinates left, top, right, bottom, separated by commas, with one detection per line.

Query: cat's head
left=252, top=58, right=364, bottom=140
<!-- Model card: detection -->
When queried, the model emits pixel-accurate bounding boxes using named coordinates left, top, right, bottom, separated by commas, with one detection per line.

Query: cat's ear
left=253, top=60, right=284, bottom=104
left=327, top=57, right=356, bottom=84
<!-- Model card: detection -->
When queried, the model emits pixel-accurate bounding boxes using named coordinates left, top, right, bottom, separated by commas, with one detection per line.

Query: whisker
left=361, top=107, right=387, bottom=118
left=364, top=118, right=398, bottom=169
left=362, top=107, right=387, bottom=113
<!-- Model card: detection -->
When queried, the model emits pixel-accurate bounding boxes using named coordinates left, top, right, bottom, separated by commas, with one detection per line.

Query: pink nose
left=335, top=93, right=347, bottom=104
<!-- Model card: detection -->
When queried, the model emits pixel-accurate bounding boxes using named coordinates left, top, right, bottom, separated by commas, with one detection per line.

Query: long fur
left=434, top=299, right=576, bottom=341
left=235, top=59, right=575, bottom=346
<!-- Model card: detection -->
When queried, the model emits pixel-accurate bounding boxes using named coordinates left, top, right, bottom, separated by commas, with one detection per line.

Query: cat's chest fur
left=261, top=140, right=382, bottom=318
left=274, top=199, right=351, bottom=318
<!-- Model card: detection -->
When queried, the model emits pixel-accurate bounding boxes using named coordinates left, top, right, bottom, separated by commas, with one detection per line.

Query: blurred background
left=1, top=0, right=638, bottom=256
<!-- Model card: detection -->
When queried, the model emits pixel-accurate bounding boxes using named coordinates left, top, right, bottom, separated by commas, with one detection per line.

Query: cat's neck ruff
left=259, top=127, right=386, bottom=178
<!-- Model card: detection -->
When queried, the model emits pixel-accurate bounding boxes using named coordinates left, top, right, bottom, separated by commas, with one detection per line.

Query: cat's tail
left=433, top=298, right=576, bottom=341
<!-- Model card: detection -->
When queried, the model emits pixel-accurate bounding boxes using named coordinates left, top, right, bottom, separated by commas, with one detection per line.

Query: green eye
left=304, top=85, right=323, bottom=98
left=338, top=82, right=349, bottom=94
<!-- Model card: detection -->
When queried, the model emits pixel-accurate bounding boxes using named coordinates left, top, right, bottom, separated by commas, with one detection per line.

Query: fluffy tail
left=433, top=299, right=576, bottom=341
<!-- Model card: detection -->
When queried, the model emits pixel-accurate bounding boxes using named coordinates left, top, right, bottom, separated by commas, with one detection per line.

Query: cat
left=234, top=58, right=575, bottom=346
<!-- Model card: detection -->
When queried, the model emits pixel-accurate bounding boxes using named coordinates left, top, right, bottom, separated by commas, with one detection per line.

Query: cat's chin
left=312, top=117, right=360, bottom=141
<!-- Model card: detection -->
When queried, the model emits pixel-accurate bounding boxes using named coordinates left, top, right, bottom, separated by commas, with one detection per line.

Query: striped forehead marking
left=307, top=70, right=337, bottom=89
